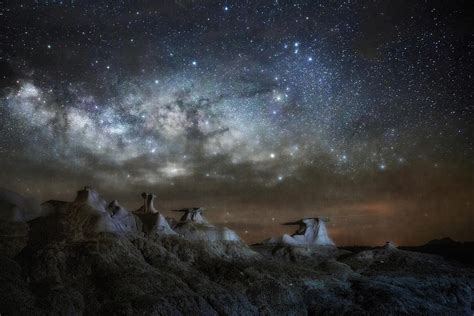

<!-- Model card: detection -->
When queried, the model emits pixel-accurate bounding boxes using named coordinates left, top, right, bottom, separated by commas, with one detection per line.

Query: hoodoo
left=281, top=217, right=335, bottom=246
left=135, top=192, right=159, bottom=214
left=74, top=186, right=108, bottom=212
left=0, top=188, right=472, bottom=315
left=172, top=207, right=240, bottom=241
left=263, top=217, right=335, bottom=247
left=133, top=193, right=176, bottom=235
left=35, top=187, right=139, bottom=239
left=175, top=207, right=207, bottom=223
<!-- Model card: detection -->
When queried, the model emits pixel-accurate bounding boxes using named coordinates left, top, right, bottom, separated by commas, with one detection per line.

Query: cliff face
left=1, top=189, right=473, bottom=315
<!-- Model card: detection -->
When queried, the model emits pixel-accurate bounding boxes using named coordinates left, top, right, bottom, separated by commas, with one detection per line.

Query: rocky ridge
left=0, top=187, right=473, bottom=315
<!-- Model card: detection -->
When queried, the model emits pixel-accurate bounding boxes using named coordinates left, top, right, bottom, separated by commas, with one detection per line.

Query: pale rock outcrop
left=172, top=208, right=240, bottom=242
left=74, top=186, right=108, bottom=212
left=68, top=187, right=130, bottom=236
left=177, top=207, right=207, bottom=223
left=1, top=188, right=473, bottom=315
left=264, top=217, right=335, bottom=247
left=37, top=187, right=139, bottom=239
left=107, top=200, right=142, bottom=233
left=133, top=193, right=176, bottom=236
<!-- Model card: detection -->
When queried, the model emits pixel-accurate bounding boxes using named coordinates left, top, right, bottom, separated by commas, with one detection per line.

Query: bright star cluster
left=0, top=1, right=472, bottom=245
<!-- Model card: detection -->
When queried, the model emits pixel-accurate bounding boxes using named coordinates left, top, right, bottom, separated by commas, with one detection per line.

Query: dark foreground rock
left=0, top=233, right=472, bottom=315
left=0, top=188, right=473, bottom=315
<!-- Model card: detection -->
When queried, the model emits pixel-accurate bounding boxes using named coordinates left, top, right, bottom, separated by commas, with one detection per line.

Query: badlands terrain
left=0, top=187, right=473, bottom=315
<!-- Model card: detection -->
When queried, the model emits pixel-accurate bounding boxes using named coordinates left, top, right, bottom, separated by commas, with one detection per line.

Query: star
left=0, top=0, right=470, bottom=246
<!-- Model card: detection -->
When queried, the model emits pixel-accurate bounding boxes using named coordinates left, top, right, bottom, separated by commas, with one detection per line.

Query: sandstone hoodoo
left=172, top=207, right=240, bottom=241
left=37, top=187, right=141, bottom=239
left=264, top=217, right=335, bottom=247
left=175, top=207, right=207, bottom=223
left=74, top=186, right=108, bottom=212
left=133, top=192, right=176, bottom=236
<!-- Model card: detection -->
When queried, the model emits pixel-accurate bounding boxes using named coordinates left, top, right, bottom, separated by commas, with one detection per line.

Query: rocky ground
left=1, top=189, right=473, bottom=315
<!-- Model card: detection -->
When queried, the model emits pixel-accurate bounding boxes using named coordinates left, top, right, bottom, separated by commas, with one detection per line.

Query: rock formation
left=135, top=192, right=157, bottom=213
left=107, top=200, right=142, bottom=233
left=74, top=186, right=108, bottom=212
left=264, top=217, right=335, bottom=247
left=0, top=187, right=473, bottom=315
left=133, top=192, right=176, bottom=236
left=0, top=188, right=44, bottom=222
left=176, top=207, right=207, bottom=223
left=36, top=187, right=139, bottom=240
left=0, top=188, right=44, bottom=257
left=172, top=207, right=240, bottom=241
left=383, top=240, right=397, bottom=250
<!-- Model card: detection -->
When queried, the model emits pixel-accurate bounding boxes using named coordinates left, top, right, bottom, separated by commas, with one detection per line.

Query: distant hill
left=341, top=239, right=474, bottom=266
left=401, top=238, right=474, bottom=266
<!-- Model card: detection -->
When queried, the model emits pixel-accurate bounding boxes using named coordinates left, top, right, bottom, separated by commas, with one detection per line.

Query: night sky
left=0, top=0, right=472, bottom=245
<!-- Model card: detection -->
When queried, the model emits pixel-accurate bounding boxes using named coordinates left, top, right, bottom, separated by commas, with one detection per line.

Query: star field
left=0, top=1, right=472, bottom=245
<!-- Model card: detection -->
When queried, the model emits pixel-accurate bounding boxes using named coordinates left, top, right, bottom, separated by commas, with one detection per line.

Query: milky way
left=0, top=1, right=472, bottom=245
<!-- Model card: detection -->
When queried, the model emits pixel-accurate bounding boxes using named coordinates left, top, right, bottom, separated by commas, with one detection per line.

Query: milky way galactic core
left=0, top=1, right=472, bottom=244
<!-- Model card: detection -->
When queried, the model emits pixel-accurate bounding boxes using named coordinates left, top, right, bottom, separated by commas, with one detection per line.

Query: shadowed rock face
left=0, top=188, right=473, bottom=315
left=0, top=188, right=45, bottom=257
left=0, top=188, right=43, bottom=222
